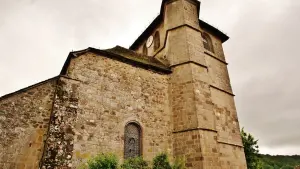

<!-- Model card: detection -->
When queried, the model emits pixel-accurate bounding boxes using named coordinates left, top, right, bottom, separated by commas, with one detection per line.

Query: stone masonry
left=0, top=78, right=57, bottom=169
left=0, top=0, right=247, bottom=168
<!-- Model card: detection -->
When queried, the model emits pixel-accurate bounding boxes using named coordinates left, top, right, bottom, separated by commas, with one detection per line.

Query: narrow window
left=154, top=31, right=160, bottom=50
left=143, top=44, right=148, bottom=55
left=124, top=123, right=142, bottom=159
left=202, top=32, right=214, bottom=53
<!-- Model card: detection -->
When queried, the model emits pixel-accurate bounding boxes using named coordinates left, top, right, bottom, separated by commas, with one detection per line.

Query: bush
left=152, top=153, right=172, bottom=169
left=121, top=157, right=149, bottom=169
left=80, top=153, right=185, bottom=169
left=172, top=158, right=185, bottom=169
left=87, top=153, right=118, bottom=169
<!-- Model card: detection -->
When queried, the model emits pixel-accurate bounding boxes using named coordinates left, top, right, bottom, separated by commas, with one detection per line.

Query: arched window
left=143, top=44, right=148, bottom=55
left=124, top=122, right=142, bottom=159
left=154, top=31, right=160, bottom=50
left=202, top=32, right=214, bottom=53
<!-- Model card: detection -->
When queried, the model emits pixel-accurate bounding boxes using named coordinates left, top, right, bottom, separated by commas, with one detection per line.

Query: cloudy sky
left=1, top=0, right=300, bottom=155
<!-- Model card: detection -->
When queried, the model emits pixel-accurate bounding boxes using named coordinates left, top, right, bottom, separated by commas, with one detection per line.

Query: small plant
left=87, top=153, right=118, bottom=169
left=172, top=157, right=185, bottom=169
left=121, top=157, right=149, bottom=169
left=152, top=153, right=172, bottom=169
left=79, top=153, right=185, bottom=169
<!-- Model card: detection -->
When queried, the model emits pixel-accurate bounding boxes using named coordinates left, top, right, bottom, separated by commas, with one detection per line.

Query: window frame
left=124, top=122, right=143, bottom=159
left=143, top=44, right=148, bottom=55
left=202, top=32, right=214, bottom=53
left=154, top=31, right=160, bottom=51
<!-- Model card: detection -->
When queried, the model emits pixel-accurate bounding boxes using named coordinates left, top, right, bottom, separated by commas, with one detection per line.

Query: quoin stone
left=0, top=0, right=247, bottom=168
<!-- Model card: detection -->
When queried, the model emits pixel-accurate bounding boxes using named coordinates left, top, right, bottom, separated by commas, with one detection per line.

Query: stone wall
left=0, top=79, right=57, bottom=169
left=206, top=56, right=232, bottom=93
left=41, top=77, right=80, bottom=168
left=218, top=143, right=246, bottom=169
left=66, top=52, right=172, bottom=167
left=204, top=30, right=247, bottom=168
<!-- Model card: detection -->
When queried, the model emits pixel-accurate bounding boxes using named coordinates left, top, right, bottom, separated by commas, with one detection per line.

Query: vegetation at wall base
left=80, top=153, right=185, bottom=169
left=121, top=157, right=149, bottom=169
left=87, top=153, right=118, bottom=169
left=152, top=153, right=172, bottom=169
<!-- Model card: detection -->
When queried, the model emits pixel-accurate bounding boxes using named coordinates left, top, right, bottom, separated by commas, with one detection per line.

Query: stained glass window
left=124, top=123, right=141, bottom=159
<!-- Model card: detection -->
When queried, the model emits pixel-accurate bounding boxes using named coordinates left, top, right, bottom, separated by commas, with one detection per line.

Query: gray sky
left=0, top=0, right=300, bottom=155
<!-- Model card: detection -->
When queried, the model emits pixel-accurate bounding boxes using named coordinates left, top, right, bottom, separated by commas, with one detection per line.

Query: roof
left=130, top=0, right=228, bottom=50
left=199, top=20, right=229, bottom=42
left=0, top=76, right=59, bottom=101
left=60, top=46, right=171, bottom=75
left=0, top=46, right=171, bottom=100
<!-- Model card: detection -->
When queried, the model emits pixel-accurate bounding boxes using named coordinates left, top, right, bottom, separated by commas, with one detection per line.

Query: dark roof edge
left=60, top=47, right=172, bottom=76
left=89, top=47, right=172, bottom=73
left=199, top=20, right=229, bottom=43
left=130, top=0, right=228, bottom=49
left=129, top=15, right=162, bottom=50
left=0, top=76, right=59, bottom=101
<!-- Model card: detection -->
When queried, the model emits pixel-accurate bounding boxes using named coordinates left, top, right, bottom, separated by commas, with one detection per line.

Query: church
left=0, top=0, right=247, bottom=168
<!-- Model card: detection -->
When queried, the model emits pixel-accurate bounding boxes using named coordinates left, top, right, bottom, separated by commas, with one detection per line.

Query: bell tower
left=130, top=0, right=247, bottom=168
left=162, top=0, right=247, bottom=168
left=162, top=0, right=221, bottom=168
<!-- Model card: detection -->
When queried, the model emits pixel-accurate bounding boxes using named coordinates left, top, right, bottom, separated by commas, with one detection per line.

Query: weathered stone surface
left=41, top=77, right=80, bottom=168
left=0, top=79, right=57, bottom=169
left=67, top=53, right=173, bottom=167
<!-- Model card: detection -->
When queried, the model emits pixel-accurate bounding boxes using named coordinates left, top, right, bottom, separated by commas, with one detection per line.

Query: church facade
left=0, top=0, right=247, bottom=168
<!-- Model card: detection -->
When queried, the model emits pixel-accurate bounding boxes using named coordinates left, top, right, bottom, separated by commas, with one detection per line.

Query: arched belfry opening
left=124, top=122, right=142, bottom=159
left=202, top=32, right=214, bottom=53
left=154, top=31, right=160, bottom=50
left=143, top=44, right=148, bottom=55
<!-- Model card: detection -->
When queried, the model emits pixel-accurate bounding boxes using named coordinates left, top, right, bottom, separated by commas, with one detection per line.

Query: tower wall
left=135, top=22, right=165, bottom=57
left=162, top=0, right=246, bottom=168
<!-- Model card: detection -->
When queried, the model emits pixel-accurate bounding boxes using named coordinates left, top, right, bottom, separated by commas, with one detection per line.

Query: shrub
left=172, top=157, right=185, bottom=169
left=152, top=153, right=172, bottom=169
left=121, top=157, right=149, bottom=169
left=79, top=153, right=185, bottom=169
left=87, top=153, right=118, bottom=169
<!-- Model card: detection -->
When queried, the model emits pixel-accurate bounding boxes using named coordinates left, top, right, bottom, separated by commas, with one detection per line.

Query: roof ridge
left=0, top=76, right=59, bottom=101
left=60, top=46, right=171, bottom=76
left=104, top=46, right=170, bottom=70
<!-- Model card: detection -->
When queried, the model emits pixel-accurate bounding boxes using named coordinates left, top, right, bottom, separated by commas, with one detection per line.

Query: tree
left=241, top=128, right=262, bottom=169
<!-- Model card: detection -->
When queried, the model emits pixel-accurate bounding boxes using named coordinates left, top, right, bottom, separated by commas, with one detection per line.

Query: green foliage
left=241, top=128, right=262, bottom=169
left=152, top=153, right=172, bottom=169
left=259, top=154, right=300, bottom=169
left=121, top=157, right=149, bottom=169
left=241, top=128, right=300, bottom=168
left=87, top=153, right=118, bottom=169
left=172, top=157, right=186, bottom=169
left=82, top=153, right=186, bottom=169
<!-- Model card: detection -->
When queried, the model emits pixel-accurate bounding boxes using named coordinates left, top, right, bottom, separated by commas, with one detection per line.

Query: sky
left=0, top=0, right=300, bottom=155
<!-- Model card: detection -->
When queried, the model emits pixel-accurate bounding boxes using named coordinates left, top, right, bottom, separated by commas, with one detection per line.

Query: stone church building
left=0, top=0, right=247, bottom=168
